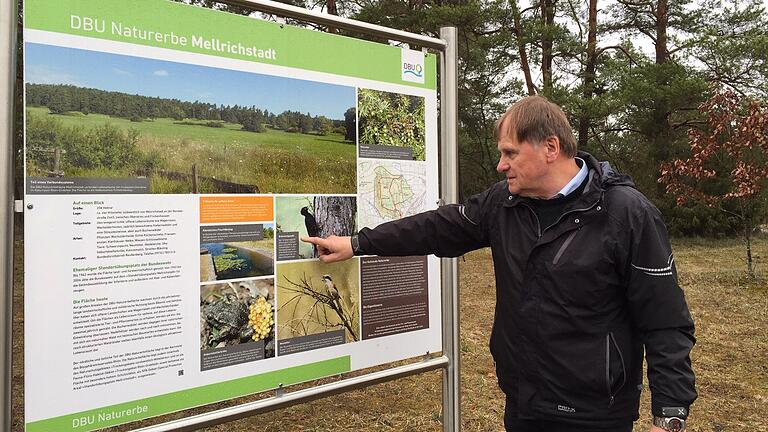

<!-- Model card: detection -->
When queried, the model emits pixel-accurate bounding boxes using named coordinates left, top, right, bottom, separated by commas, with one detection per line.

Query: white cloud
left=153, top=70, right=169, bottom=77
left=112, top=68, right=132, bottom=76
left=25, top=64, right=80, bottom=86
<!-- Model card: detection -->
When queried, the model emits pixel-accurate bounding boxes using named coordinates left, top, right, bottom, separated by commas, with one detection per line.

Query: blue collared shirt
left=552, top=157, right=587, bottom=198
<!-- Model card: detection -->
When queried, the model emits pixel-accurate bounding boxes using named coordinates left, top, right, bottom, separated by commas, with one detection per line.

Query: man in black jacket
left=303, top=96, right=696, bottom=432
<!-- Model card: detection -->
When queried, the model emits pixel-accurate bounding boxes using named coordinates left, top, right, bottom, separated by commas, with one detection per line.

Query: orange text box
left=200, top=196, right=274, bottom=223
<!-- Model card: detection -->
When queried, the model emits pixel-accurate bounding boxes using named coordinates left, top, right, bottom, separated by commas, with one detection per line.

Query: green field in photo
left=26, top=107, right=356, bottom=194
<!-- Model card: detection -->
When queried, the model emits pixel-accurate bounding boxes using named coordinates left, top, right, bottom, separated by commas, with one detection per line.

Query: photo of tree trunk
left=276, top=196, right=357, bottom=259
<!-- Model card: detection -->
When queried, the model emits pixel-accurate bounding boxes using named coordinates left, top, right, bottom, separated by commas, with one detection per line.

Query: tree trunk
left=577, top=0, right=598, bottom=151
left=541, top=0, right=555, bottom=95
left=314, top=196, right=356, bottom=238
left=744, top=220, right=755, bottom=279
left=652, top=0, right=672, bottom=195
left=326, top=0, right=337, bottom=33
left=655, top=0, right=668, bottom=65
left=512, top=0, right=536, bottom=95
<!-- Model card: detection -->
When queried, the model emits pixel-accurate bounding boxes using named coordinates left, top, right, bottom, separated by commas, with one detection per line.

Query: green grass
left=237, top=239, right=274, bottom=252
left=26, top=107, right=356, bottom=194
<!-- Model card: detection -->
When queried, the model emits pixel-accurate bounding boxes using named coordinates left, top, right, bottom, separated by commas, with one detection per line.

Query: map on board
left=358, top=160, right=427, bottom=229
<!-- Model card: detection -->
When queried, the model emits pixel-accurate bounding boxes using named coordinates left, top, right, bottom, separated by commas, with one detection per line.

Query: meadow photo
left=24, top=43, right=357, bottom=194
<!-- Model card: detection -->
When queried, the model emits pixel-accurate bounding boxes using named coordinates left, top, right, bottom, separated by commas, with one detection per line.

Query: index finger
left=300, top=236, right=326, bottom=247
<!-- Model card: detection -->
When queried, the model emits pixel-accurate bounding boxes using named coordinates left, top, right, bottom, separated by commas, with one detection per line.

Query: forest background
left=156, top=0, right=768, bottom=278
left=14, top=0, right=768, bottom=240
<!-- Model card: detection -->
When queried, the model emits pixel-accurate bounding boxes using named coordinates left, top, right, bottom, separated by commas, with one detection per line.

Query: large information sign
left=22, top=1, right=440, bottom=430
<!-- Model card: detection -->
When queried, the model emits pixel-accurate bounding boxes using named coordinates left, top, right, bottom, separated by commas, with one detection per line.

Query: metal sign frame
left=0, top=0, right=459, bottom=430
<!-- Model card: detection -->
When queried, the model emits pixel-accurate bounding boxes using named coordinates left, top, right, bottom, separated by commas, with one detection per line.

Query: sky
left=25, top=43, right=355, bottom=120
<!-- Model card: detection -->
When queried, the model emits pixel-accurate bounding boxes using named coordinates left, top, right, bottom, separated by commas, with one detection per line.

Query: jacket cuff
left=652, top=398, right=690, bottom=419
left=352, top=231, right=370, bottom=256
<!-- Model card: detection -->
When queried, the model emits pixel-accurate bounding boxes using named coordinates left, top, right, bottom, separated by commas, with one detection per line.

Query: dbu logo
left=403, top=62, right=423, bottom=78
left=401, top=49, right=425, bottom=83
left=73, top=415, right=96, bottom=428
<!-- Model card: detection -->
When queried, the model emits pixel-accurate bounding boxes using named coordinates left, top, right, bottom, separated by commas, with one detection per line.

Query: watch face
left=668, top=418, right=684, bottom=432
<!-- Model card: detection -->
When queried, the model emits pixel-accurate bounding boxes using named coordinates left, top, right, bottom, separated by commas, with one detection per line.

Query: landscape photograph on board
left=200, top=223, right=275, bottom=282
left=24, top=43, right=357, bottom=194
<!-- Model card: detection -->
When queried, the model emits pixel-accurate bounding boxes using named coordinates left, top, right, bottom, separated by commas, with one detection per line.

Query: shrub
left=25, top=111, right=147, bottom=174
left=358, top=89, right=425, bottom=160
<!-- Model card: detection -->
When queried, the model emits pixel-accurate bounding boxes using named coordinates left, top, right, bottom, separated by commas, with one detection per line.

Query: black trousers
left=505, top=418, right=634, bottom=432
left=504, top=401, right=634, bottom=432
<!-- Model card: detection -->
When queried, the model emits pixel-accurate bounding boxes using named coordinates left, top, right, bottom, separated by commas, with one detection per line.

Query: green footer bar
left=26, top=356, right=351, bottom=432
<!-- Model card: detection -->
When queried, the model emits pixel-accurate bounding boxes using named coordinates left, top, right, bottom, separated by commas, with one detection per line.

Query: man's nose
left=496, top=158, right=507, bottom=173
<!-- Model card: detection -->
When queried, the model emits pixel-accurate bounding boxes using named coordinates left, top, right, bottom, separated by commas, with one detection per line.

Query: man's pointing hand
left=300, top=236, right=354, bottom=263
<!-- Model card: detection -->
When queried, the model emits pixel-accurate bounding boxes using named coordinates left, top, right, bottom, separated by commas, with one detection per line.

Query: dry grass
left=11, top=231, right=767, bottom=431
left=668, top=238, right=768, bottom=432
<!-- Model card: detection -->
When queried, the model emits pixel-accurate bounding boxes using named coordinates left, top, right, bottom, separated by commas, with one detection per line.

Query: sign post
left=0, top=0, right=18, bottom=430
left=3, top=0, right=459, bottom=430
left=440, top=26, right=460, bottom=432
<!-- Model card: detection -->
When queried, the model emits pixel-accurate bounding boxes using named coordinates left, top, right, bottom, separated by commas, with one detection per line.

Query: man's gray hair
left=495, top=95, right=577, bottom=158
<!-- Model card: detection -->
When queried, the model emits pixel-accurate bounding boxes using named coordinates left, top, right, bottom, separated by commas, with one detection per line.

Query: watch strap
left=653, top=416, right=685, bottom=432
left=351, top=235, right=362, bottom=255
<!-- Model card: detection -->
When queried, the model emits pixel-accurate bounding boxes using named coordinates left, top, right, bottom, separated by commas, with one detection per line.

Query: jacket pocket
left=552, top=228, right=580, bottom=265
left=605, top=332, right=627, bottom=407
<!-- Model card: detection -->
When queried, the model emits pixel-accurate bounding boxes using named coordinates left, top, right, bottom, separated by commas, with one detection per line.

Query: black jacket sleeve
left=355, top=184, right=496, bottom=257
left=622, top=201, right=697, bottom=418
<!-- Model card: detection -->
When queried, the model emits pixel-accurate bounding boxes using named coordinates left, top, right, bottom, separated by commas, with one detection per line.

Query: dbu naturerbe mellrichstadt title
left=70, top=15, right=278, bottom=60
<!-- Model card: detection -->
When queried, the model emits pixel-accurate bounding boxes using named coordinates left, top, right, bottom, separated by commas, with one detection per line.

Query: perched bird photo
left=322, top=274, right=342, bottom=310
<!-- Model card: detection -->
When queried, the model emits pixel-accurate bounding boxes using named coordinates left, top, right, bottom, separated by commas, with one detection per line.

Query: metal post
left=0, top=0, right=17, bottom=431
left=192, top=164, right=198, bottom=194
left=222, top=0, right=447, bottom=50
left=439, top=26, right=460, bottom=432
left=133, top=356, right=450, bottom=432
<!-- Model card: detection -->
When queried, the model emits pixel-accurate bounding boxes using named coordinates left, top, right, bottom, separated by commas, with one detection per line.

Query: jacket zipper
left=552, top=228, right=580, bottom=265
left=544, top=197, right=602, bottom=233
left=520, top=195, right=602, bottom=240
left=521, top=203, right=542, bottom=239
left=605, top=335, right=612, bottom=406
left=606, top=332, right=627, bottom=407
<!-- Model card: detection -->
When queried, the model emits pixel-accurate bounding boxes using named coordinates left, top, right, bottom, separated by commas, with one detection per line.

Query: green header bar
left=24, top=0, right=437, bottom=89
left=26, top=356, right=350, bottom=432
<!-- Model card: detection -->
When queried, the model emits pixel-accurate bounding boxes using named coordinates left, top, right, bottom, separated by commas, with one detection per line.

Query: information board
left=22, top=0, right=441, bottom=430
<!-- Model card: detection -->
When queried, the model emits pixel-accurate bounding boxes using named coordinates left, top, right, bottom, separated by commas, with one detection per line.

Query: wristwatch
left=653, top=416, right=685, bottom=432
left=350, top=235, right=362, bottom=255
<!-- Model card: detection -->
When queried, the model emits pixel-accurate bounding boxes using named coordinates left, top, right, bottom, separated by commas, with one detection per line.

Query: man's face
left=496, top=128, right=550, bottom=197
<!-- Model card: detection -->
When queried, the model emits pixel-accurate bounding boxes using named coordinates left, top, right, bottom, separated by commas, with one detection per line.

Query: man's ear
left=543, top=136, right=560, bottom=163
